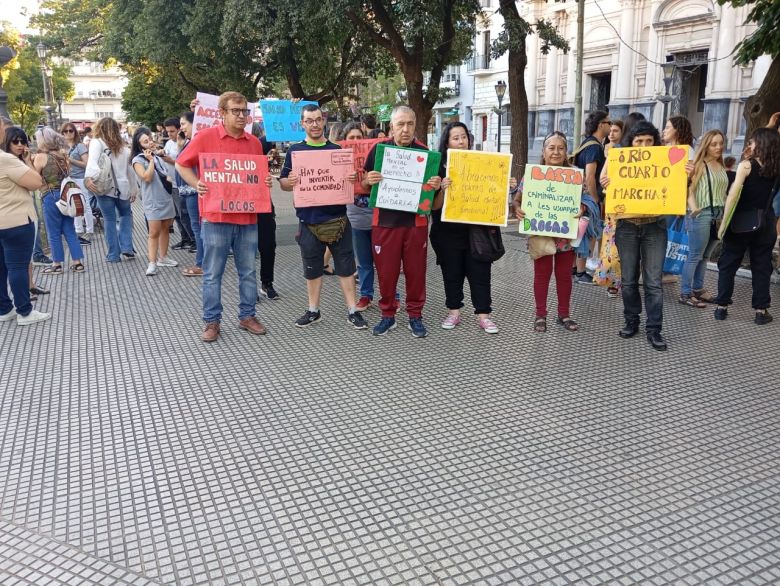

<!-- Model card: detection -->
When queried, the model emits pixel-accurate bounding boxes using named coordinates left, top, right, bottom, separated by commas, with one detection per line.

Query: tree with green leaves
left=342, top=0, right=482, bottom=141
left=491, top=1, right=569, bottom=177
left=718, top=0, right=780, bottom=135
left=4, top=44, right=74, bottom=133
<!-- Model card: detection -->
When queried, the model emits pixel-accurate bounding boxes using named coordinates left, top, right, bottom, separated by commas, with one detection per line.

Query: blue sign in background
left=259, top=100, right=319, bottom=142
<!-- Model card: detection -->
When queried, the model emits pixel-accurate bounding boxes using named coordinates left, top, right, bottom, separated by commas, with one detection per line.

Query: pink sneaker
left=441, top=313, right=461, bottom=330
left=478, top=317, right=499, bottom=334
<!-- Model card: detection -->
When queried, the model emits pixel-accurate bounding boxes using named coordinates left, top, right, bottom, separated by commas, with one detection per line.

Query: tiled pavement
left=1, top=186, right=779, bottom=585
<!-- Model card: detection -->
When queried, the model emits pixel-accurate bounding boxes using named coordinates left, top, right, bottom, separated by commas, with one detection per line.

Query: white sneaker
left=0, top=309, right=17, bottom=322
left=156, top=256, right=178, bottom=267
left=146, top=262, right=158, bottom=276
left=17, top=310, right=51, bottom=326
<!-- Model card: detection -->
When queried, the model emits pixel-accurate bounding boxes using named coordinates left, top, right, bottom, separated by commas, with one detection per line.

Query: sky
left=5, top=0, right=39, bottom=35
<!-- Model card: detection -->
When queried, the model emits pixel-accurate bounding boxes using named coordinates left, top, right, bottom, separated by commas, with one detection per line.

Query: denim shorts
left=297, top=218, right=356, bottom=280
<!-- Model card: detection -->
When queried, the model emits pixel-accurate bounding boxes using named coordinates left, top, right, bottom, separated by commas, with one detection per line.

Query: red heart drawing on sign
left=418, top=199, right=431, bottom=212
left=421, top=184, right=434, bottom=192
left=668, top=147, right=687, bottom=166
left=416, top=155, right=425, bottom=163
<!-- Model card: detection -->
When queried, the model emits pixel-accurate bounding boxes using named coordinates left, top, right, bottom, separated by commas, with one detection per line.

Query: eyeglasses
left=302, top=118, right=324, bottom=126
left=62, top=129, right=75, bottom=134
left=11, top=138, right=27, bottom=145
left=226, top=108, right=251, bottom=117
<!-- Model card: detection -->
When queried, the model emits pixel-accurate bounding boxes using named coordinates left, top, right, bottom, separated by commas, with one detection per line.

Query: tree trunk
left=744, top=55, right=780, bottom=138
left=500, top=0, right=529, bottom=178
left=404, top=68, right=433, bottom=144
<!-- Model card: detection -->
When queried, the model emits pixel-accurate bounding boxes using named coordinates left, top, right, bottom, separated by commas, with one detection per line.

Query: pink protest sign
left=337, top=138, right=382, bottom=195
left=199, top=153, right=271, bottom=214
left=193, top=92, right=258, bottom=137
left=292, top=149, right=355, bottom=208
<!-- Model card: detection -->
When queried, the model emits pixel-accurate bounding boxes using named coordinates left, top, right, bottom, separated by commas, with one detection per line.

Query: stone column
left=613, top=0, right=638, bottom=103
left=711, top=3, right=736, bottom=96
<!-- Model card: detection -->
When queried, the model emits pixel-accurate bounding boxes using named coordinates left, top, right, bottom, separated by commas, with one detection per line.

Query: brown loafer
left=239, top=316, right=267, bottom=335
left=202, top=322, right=220, bottom=343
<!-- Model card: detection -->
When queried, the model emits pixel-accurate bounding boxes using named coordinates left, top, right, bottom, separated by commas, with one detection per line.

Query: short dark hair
left=163, top=117, right=180, bottom=129
left=584, top=111, right=609, bottom=136
left=180, top=111, right=194, bottom=124
left=625, top=120, right=661, bottom=146
left=300, top=104, right=322, bottom=119
left=361, top=114, right=377, bottom=130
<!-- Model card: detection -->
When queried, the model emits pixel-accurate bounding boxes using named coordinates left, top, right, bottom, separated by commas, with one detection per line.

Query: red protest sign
left=198, top=153, right=271, bottom=214
left=338, top=138, right=382, bottom=195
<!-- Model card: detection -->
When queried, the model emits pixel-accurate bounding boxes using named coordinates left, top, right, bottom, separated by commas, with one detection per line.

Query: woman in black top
left=431, top=122, right=513, bottom=334
left=714, top=128, right=780, bottom=324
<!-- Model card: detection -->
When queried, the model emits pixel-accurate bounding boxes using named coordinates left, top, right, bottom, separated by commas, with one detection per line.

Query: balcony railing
left=466, top=54, right=491, bottom=72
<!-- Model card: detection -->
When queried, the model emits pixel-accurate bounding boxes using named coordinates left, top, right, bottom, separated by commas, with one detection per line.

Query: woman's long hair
left=60, top=122, right=80, bottom=146
left=667, top=115, right=694, bottom=146
left=437, top=122, right=472, bottom=165
left=2, top=127, right=29, bottom=158
left=130, top=126, right=153, bottom=160
left=619, top=112, right=646, bottom=146
left=93, top=117, right=124, bottom=154
left=689, top=130, right=725, bottom=193
left=747, top=127, right=780, bottom=178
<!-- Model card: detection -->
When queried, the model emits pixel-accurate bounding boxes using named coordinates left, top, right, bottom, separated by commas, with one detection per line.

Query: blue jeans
left=352, top=228, right=374, bottom=299
left=615, top=218, right=667, bottom=332
left=33, top=218, right=44, bottom=258
left=201, top=221, right=258, bottom=323
left=681, top=209, right=720, bottom=296
left=0, top=221, right=35, bottom=317
left=96, top=196, right=134, bottom=262
left=41, top=190, right=84, bottom=263
left=182, top=193, right=203, bottom=267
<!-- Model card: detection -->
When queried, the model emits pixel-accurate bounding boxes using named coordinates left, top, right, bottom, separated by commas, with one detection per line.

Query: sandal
left=70, top=263, right=85, bottom=272
left=42, top=265, right=63, bottom=274
left=30, top=293, right=38, bottom=302
left=693, top=289, right=715, bottom=303
left=182, top=266, right=203, bottom=277
left=30, top=286, right=50, bottom=295
left=323, top=266, right=335, bottom=276
left=679, top=294, right=706, bottom=308
left=556, top=316, right=579, bottom=331
left=533, top=317, right=547, bottom=333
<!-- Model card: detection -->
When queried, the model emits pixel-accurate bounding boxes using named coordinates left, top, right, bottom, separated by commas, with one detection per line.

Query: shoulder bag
left=730, top=177, right=780, bottom=234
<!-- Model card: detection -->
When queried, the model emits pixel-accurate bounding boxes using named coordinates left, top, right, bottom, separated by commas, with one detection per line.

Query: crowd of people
left=0, top=96, right=778, bottom=351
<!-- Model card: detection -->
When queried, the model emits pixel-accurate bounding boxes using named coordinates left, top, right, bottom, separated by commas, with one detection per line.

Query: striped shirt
left=693, top=164, right=728, bottom=210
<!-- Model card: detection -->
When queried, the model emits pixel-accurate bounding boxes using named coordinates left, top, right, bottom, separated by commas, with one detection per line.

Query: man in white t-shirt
left=160, top=116, right=195, bottom=249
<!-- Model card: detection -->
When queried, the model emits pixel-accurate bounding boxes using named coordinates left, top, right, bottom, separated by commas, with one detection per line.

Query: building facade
left=59, top=60, right=128, bottom=128
left=464, top=0, right=770, bottom=157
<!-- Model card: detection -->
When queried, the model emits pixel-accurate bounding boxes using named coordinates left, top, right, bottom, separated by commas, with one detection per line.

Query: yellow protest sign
left=442, top=149, right=512, bottom=226
left=605, top=146, right=689, bottom=215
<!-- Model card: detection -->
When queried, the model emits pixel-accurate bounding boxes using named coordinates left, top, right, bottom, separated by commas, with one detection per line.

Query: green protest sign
left=369, top=144, right=441, bottom=215
left=376, top=104, right=392, bottom=123
left=519, top=164, right=583, bottom=239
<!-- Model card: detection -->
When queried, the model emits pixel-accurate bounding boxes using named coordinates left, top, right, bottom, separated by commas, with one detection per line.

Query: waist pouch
left=308, top=216, right=347, bottom=244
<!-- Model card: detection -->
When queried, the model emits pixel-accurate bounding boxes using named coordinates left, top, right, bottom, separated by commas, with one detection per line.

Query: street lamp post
left=57, top=95, right=63, bottom=127
left=659, top=57, right=676, bottom=126
left=35, top=42, right=54, bottom=127
left=494, top=80, right=507, bottom=152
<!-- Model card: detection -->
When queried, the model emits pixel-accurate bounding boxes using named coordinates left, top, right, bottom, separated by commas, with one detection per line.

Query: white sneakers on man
left=16, top=310, right=51, bottom=326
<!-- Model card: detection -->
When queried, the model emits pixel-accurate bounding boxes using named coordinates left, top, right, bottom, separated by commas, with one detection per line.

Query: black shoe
left=618, top=323, right=639, bottom=338
left=261, top=284, right=280, bottom=300
left=347, top=311, right=368, bottom=330
left=714, top=306, right=728, bottom=321
left=187, top=244, right=197, bottom=253
left=171, top=241, right=187, bottom=250
left=78, top=236, right=92, bottom=245
left=646, top=331, right=667, bottom=351
left=295, top=310, right=321, bottom=328
left=121, top=252, right=136, bottom=260
left=755, top=310, right=773, bottom=325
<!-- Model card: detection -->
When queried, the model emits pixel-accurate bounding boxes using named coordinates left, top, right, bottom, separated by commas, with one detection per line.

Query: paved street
left=1, top=186, right=779, bottom=585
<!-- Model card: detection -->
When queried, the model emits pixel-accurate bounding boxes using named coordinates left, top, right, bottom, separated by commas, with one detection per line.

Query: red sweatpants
left=533, top=249, right=575, bottom=318
left=372, top=225, right=428, bottom=318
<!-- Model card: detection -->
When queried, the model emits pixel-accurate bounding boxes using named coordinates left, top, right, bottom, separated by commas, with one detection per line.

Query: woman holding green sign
left=512, top=131, right=580, bottom=333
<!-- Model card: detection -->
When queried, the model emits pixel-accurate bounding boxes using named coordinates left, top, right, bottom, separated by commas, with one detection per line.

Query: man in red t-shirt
left=176, top=91, right=272, bottom=343
left=362, top=106, right=441, bottom=338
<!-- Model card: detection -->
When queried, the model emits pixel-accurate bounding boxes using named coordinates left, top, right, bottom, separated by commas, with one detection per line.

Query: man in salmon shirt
left=176, top=91, right=272, bottom=343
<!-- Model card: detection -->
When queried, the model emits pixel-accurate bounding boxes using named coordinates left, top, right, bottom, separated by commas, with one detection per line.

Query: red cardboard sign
left=338, top=138, right=382, bottom=195
left=198, top=153, right=271, bottom=214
